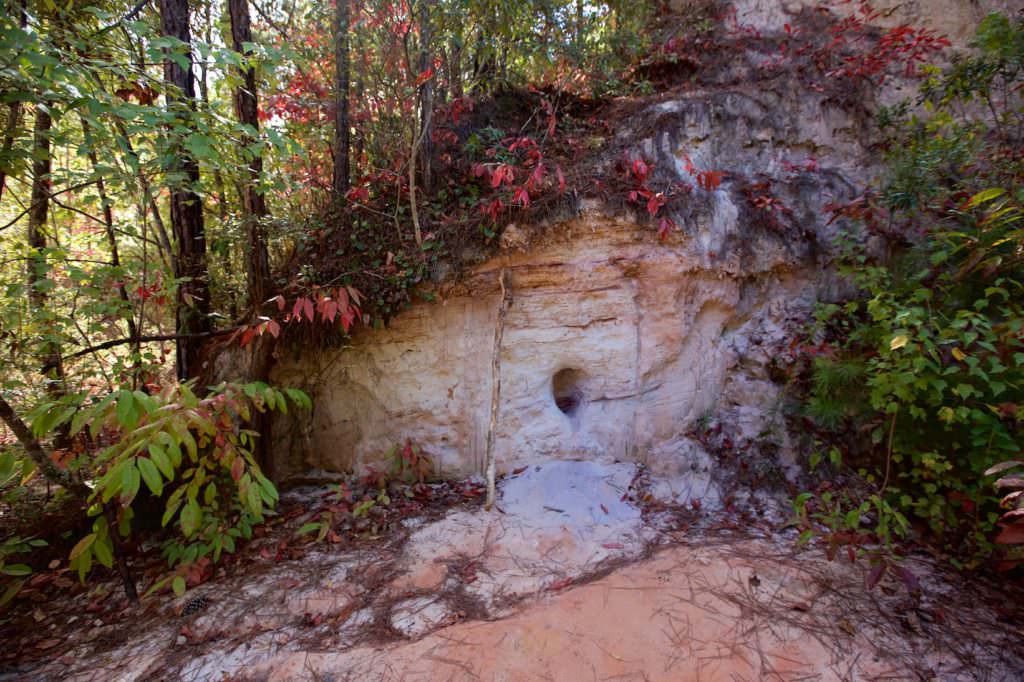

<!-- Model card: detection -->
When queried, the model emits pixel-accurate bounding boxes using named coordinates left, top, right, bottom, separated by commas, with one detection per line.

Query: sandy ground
left=4, top=462, right=1023, bottom=681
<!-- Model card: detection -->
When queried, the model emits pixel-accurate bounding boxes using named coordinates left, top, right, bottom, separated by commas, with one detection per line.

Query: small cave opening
left=552, top=368, right=585, bottom=417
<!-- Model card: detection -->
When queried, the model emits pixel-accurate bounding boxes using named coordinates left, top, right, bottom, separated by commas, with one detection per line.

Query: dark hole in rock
left=553, top=368, right=585, bottom=416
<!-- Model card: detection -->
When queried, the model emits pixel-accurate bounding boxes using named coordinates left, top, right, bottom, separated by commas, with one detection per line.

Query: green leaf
left=797, top=529, right=813, bottom=547
left=149, top=444, right=174, bottom=480
left=137, top=457, right=163, bottom=496
left=184, top=133, right=218, bottom=161
left=0, top=579, right=26, bottom=607
left=92, top=537, right=113, bottom=569
left=284, top=387, right=312, bottom=410
left=116, top=390, right=138, bottom=430
left=120, top=461, right=141, bottom=505
left=965, top=188, right=1005, bottom=208
left=1, top=563, right=31, bottom=577
left=172, top=576, right=186, bottom=597
left=162, top=495, right=183, bottom=527
left=0, top=451, right=15, bottom=481
left=180, top=500, right=202, bottom=538
left=69, top=533, right=96, bottom=561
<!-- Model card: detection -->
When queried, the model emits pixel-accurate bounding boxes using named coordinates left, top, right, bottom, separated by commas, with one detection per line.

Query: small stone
left=176, top=635, right=187, bottom=646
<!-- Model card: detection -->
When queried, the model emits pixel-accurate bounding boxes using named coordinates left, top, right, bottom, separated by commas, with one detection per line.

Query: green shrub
left=792, top=13, right=1024, bottom=568
left=26, top=381, right=310, bottom=594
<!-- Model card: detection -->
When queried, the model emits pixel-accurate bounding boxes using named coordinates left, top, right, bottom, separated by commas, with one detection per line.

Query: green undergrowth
left=788, top=13, right=1024, bottom=572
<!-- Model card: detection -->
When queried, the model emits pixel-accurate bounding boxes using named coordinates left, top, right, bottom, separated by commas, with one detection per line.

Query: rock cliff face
left=266, top=0, right=1016, bottom=496
left=272, top=213, right=811, bottom=492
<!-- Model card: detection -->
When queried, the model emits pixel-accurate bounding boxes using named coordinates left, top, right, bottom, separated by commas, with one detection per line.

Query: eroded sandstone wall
left=264, top=0, right=1017, bottom=487
left=270, top=211, right=813, bottom=485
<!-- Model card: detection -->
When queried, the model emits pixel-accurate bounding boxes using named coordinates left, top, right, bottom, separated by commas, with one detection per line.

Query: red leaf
left=513, top=186, right=530, bottom=207
left=601, top=543, right=624, bottom=550
left=340, top=306, right=356, bottom=333
left=995, top=517, right=1024, bottom=545
left=414, top=66, right=434, bottom=86
left=865, top=562, right=887, bottom=590
left=631, top=158, right=649, bottom=181
left=658, top=217, right=676, bottom=241
left=240, top=327, right=257, bottom=347
left=697, top=170, right=723, bottom=191
left=647, top=193, right=664, bottom=217
left=266, top=319, right=281, bottom=338
left=302, top=297, right=315, bottom=322
left=346, top=186, right=369, bottom=203
left=556, top=166, right=566, bottom=194
left=231, top=457, right=244, bottom=482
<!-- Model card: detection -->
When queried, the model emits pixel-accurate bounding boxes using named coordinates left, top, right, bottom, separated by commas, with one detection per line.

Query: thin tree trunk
left=198, top=2, right=229, bottom=223
left=229, top=0, right=271, bottom=310
left=0, top=394, right=90, bottom=499
left=229, top=0, right=276, bottom=479
left=0, top=0, right=27, bottom=205
left=332, top=0, right=351, bottom=199
left=418, top=0, right=435, bottom=196
left=80, top=118, right=138, bottom=344
left=115, top=122, right=174, bottom=273
left=27, top=107, right=69, bottom=448
left=0, top=394, right=137, bottom=600
left=0, top=102, right=21, bottom=205
left=448, top=38, right=463, bottom=101
left=484, top=269, right=511, bottom=509
left=159, top=0, right=211, bottom=381
left=576, top=0, right=584, bottom=49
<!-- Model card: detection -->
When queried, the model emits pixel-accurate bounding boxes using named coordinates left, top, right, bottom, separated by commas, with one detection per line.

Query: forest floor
left=3, top=461, right=1024, bottom=681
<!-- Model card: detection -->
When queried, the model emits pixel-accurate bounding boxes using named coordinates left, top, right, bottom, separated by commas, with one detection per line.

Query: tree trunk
left=0, top=393, right=89, bottom=499
left=418, top=0, right=435, bottom=196
left=0, top=102, right=21, bottom=205
left=332, top=0, right=351, bottom=199
left=229, top=0, right=276, bottom=479
left=0, top=0, right=27, bottom=205
left=448, top=38, right=463, bottom=101
left=27, top=107, right=69, bottom=445
left=0, top=393, right=136, bottom=601
left=80, top=118, right=138, bottom=346
left=198, top=2, right=230, bottom=224
left=484, top=269, right=511, bottom=509
left=576, top=0, right=585, bottom=50
left=229, top=0, right=272, bottom=310
left=159, top=0, right=211, bottom=381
